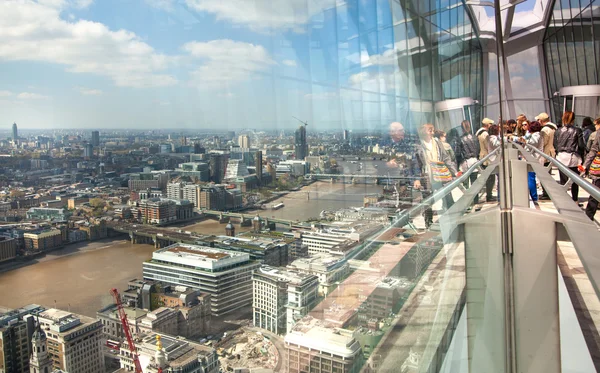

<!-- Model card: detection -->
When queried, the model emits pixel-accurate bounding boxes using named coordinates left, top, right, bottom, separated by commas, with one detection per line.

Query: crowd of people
left=389, top=110, right=600, bottom=227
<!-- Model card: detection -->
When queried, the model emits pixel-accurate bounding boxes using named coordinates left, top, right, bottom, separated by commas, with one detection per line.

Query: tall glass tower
left=12, top=122, right=17, bottom=141
left=294, top=125, right=308, bottom=160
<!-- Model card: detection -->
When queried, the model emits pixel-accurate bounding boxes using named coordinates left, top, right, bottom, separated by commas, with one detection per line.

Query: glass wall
left=544, top=0, right=600, bottom=123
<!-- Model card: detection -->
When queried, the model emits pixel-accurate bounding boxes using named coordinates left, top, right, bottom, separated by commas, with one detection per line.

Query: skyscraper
left=295, top=125, right=308, bottom=160
left=255, top=150, right=263, bottom=185
left=91, top=130, right=100, bottom=147
left=12, top=123, right=18, bottom=141
left=238, top=134, right=250, bottom=149
left=84, top=143, right=94, bottom=158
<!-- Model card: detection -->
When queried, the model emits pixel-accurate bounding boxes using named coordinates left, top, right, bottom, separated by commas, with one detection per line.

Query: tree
left=89, top=198, right=106, bottom=209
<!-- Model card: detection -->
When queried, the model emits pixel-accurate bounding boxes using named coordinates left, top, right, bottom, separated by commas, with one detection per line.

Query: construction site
left=215, top=328, right=280, bottom=373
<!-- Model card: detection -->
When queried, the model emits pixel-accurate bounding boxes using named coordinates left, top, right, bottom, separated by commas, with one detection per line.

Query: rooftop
left=152, top=243, right=250, bottom=271
left=285, top=316, right=361, bottom=359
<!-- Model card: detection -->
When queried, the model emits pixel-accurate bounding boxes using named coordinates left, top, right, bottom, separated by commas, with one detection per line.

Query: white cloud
left=17, top=92, right=50, bottom=100
left=0, top=90, right=12, bottom=97
left=185, top=0, right=335, bottom=32
left=282, top=59, right=297, bottom=67
left=183, top=39, right=275, bottom=87
left=0, top=0, right=177, bottom=88
left=77, top=87, right=103, bottom=96
left=145, top=0, right=175, bottom=11
left=73, top=0, right=93, bottom=9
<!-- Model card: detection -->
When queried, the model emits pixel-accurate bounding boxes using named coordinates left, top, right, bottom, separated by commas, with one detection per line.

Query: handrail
left=391, top=148, right=500, bottom=227
left=522, top=143, right=600, bottom=202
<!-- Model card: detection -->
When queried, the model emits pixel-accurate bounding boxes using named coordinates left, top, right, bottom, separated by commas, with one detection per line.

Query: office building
left=26, top=207, right=71, bottom=222
left=0, top=304, right=44, bottom=373
left=198, top=185, right=226, bottom=211
left=137, top=198, right=177, bottom=225
left=128, top=171, right=169, bottom=191
left=23, top=229, right=63, bottom=251
left=238, top=134, right=250, bottom=149
left=298, top=230, right=357, bottom=257
left=285, top=316, right=363, bottom=373
left=276, top=160, right=309, bottom=177
left=166, top=182, right=184, bottom=200
left=91, top=130, right=99, bottom=147
left=83, top=142, right=93, bottom=158
left=253, top=266, right=319, bottom=335
left=208, top=153, right=229, bottom=183
left=288, top=253, right=350, bottom=296
left=117, top=333, right=220, bottom=373
left=11, top=122, right=17, bottom=141
left=294, top=125, right=308, bottom=160
left=255, top=150, right=263, bottom=184
left=182, top=184, right=200, bottom=207
left=36, top=308, right=105, bottom=373
left=0, top=237, right=17, bottom=262
left=96, top=304, right=148, bottom=341
left=143, top=244, right=260, bottom=316
left=213, top=235, right=289, bottom=267
left=175, top=162, right=210, bottom=181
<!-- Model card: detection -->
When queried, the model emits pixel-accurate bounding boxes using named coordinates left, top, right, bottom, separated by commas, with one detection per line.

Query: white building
left=287, top=253, right=350, bottom=295
left=166, top=182, right=185, bottom=200
left=238, top=134, right=251, bottom=149
left=298, top=230, right=356, bottom=257
left=118, top=333, right=219, bottom=373
left=252, top=266, right=319, bottom=335
left=224, top=159, right=249, bottom=180
left=37, top=308, right=105, bottom=373
left=285, top=316, right=363, bottom=373
left=143, top=244, right=260, bottom=316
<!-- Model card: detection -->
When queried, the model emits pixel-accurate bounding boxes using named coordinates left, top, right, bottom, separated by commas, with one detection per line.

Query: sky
left=0, top=0, right=349, bottom=130
left=0, top=0, right=551, bottom=131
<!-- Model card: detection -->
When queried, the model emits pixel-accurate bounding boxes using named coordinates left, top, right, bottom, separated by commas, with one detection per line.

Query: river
left=0, top=240, right=156, bottom=317
left=0, top=180, right=386, bottom=318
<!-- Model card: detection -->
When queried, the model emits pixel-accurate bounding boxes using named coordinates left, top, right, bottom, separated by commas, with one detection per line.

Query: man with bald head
left=389, top=122, right=405, bottom=143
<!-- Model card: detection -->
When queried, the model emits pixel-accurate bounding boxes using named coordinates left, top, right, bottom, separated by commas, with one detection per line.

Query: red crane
left=110, top=288, right=143, bottom=373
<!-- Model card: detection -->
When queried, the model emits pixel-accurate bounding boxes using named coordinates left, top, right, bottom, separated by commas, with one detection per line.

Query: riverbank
left=0, top=237, right=128, bottom=275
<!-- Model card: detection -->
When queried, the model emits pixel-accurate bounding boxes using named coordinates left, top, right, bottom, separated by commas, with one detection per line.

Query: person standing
left=554, top=111, right=586, bottom=203
left=538, top=112, right=558, bottom=200
left=515, top=114, right=529, bottom=137
left=586, top=118, right=600, bottom=152
left=434, top=130, right=456, bottom=164
left=412, top=123, right=457, bottom=229
left=477, top=118, right=495, bottom=201
left=582, top=117, right=595, bottom=149
left=454, top=120, right=481, bottom=203
left=524, top=121, right=544, bottom=201
left=582, top=131, right=600, bottom=220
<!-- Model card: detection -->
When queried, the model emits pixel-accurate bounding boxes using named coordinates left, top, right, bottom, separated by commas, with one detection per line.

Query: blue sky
left=0, top=0, right=352, bottom=130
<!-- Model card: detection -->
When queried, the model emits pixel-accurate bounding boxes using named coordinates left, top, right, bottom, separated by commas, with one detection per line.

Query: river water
left=0, top=179, right=386, bottom=318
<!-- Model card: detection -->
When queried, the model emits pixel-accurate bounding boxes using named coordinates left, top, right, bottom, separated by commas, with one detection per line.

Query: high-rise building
left=11, top=122, right=18, bottom=141
left=208, top=153, right=229, bottom=183
left=166, top=182, right=185, bottom=200
left=83, top=142, right=93, bottom=158
left=252, top=266, right=319, bottom=335
left=143, top=244, right=260, bottom=316
left=238, top=134, right=251, bottom=149
left=255, top=150, right=263, bottom=184
left=91, top=130, right=99, bottom=147
left=343, top=129, right=349, bottom=141
left=37, top=308, right=105, bottom=373
left=294, top=125, right=308, bottom=160
left=0, top=304, right=43, bottom=373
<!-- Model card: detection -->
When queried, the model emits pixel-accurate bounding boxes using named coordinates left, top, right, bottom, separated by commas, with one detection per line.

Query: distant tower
left=343, top=129, right=349, bottom=141
left=225, top=222, right=235, bottom=237
left=91, top=130, right=100, bottom=147
left=30, top=322, right=52, bottom=373
left=12, top=122, right=18, bottom=141
left=252, top=215, right=262, bottom=233
left=238, top=135, right=250, bottom=149
left=295, top=125, right=308, bottom=160
left=255, top=151, right=263, bottom=185
left=84, top=143, right=94, bottom=158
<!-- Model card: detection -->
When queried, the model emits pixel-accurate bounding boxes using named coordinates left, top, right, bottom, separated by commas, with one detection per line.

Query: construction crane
left=110, top=288, right=143, bottom=373
left=292, top=116, right=308, bottom=127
